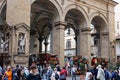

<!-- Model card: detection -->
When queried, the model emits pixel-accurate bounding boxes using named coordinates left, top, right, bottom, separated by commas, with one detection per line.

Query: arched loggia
left=30, top=0, right=60, bottom=65
left=65, top=9, right=88, bottom=57
left=90, top=15, right=109, bottom=60
left=64, top=27, right=76, bottom=55
left=0, top=2, right=11, bottom=66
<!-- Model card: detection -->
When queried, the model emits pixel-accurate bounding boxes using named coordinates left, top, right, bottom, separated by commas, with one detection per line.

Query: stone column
left=107, top=3, right=116, bottom=62
left=101, top=32, right=109, bottom=59
left=52, top=21, right=66, bottom=67
left=44, top=38, right=49, bottom=53
left=8, top=26, right=15, bottom=67
left=74, top=29, right=80, bottom=56
left=38, top=36, right=44, bottom=54
left=80, top=27, right=91, bottom=64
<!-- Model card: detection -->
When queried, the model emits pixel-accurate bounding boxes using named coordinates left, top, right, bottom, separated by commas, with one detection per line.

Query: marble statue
left=4, top=36, right=9, bottom=51
left=18, top=33, right=26, bottom=53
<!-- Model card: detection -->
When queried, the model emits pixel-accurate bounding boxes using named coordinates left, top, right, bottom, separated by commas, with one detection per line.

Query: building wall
left=115, top=2, right=120, bottom=59
left=6, top=0, right=30, bottom=26
left=116, top=40, right=120, bottom=56
left=0, top=0, right=117, bottom=67
left=115, top=3, right=120, bottom=36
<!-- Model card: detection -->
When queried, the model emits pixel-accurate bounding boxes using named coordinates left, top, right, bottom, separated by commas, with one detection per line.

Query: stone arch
left=64, top=4, right=89, bottom=56
left=0, top=0, right=6, bottom=15
left=0, top=0, right=6, bottom=24
left=31, top=0, right=61, bottom=35
left=31, top=0, right=62, bottom=22
left=90, top=12, right=109, bottom=58
left=63, top=4, right=89, bottom=27
left=90, top=12, right=108, bottom=32
left=31, top=0, right=62, bottom=54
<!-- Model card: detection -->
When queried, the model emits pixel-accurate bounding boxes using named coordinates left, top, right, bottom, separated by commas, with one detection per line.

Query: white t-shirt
left=85, top=72, right=92, bottom=80
left=51, top=71, right=60, bottom=80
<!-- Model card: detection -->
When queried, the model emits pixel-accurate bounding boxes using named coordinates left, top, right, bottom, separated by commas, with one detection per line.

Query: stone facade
left=0, top=0, right=117, bottom=67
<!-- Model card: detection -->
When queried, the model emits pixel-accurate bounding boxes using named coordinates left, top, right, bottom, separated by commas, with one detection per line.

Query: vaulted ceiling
left=31, top=0, right=58, bottom=38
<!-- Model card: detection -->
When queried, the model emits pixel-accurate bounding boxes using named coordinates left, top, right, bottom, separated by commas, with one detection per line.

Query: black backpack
left=55, top=72, right=59, bottom=79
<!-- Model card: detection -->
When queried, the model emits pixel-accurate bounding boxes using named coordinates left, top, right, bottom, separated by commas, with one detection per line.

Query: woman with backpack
left=51, top=68, right=60, bottom=80
left=60, top=67, right=67, bottom=80
left=13, top=68, right=26, bottom=80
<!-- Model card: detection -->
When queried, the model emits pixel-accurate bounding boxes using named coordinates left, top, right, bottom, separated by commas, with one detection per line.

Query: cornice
left=98, top=0, right=118, bottom=6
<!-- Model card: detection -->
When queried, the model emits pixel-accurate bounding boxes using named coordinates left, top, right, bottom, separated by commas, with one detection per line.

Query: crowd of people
left=84, top=64, right=120, bottom=80
left=0, top=64, right=77, bottom=80
left=0, top=63, right=120, bottom=80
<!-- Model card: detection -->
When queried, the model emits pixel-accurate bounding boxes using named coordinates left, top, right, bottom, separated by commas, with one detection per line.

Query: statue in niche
left=18, top=33, right=26, bottom=53
left=0, top=38, right=9, bottom=52
left=0, top=38, right=4, bottom=51
left=0, top=33, right=9, bottom=52
left=0, top=32, right=4, bottom=51
left=4, top=33, right=9, bottom=52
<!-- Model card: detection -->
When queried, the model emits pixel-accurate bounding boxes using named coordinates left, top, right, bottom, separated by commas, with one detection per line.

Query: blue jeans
left=43, top=73, right=47, bottom=80
left=72, top=73, right=76, bottom=80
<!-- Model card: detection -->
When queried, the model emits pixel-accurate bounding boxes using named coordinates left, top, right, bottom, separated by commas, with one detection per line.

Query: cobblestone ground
left=41, top=75, right=85, bottom=80
left=66, top=76, right=80, bottom=80
left=66, top=75, right=85, bottom=80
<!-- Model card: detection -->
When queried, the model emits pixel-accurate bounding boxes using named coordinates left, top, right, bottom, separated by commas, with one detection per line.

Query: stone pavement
left=66, top=75, right=85, bottom=80
left=66, top=76, right=80, bottom=80
left=41, top=75, right=85, bottom=80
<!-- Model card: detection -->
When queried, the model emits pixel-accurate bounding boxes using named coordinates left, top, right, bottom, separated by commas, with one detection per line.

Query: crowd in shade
left=0, top=63, right=120, bottom=80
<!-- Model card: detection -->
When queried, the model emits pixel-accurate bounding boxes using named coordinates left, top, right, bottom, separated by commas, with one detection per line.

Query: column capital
left=54, top=21, right=67, bottom=27
left=44, top=42, right=49, bottom=46
left=81, top=27, right=91, bottom=32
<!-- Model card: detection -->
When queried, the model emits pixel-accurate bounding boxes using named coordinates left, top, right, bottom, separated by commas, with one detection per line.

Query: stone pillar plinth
left=52, top=21, right=67, bottom=67
left=80, top=27, right=91, bottom=65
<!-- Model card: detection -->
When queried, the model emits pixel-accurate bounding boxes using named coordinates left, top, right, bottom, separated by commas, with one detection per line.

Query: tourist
left=56, top=64, right=61, bottom=72
left=104, top=67, right=110, bottom=80
left=42, top=66, right=47, bottom=80
left=51, top=68, right=60, bottom=80
left=97, top=65, right=105, bottom=80
left=2, top=66, right=13, bottom=80
left=24, top=67, right=29, bottom=78
left=85, top=69, right=93, bottom=80
left=91, top=65, right=98, bottom=80
left=60, top=67, right=67, bottom=80
left=71, top=65, right=77, bottom=80
left=26, top=65, right=41, bottom=80
left=111, top=70, right=120, bottom=80
left=13, top=68, right=26, bottom=80
left=47, top=66, right=53, bottom=80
